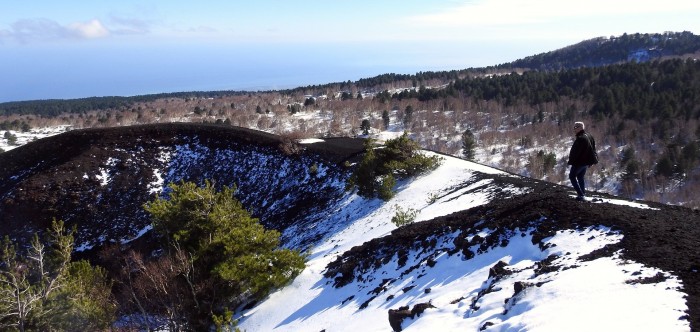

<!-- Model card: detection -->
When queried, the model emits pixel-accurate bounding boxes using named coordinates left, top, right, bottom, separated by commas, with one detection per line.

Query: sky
left=2, top=0, right=700, bottom=102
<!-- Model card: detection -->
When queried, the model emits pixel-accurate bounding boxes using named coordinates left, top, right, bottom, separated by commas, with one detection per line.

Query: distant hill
left=498, top=31, right=700, bottom=71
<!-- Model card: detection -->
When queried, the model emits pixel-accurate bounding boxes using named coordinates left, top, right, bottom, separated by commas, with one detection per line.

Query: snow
left=299, top=138, right=325, bottom=144
left=237, top=154, right=688, bottom=331
left=96, top=157, right=119, bottom=186
left=585, top=195, right=660, bottom=210
left=0, top=125, right=71, bottom=152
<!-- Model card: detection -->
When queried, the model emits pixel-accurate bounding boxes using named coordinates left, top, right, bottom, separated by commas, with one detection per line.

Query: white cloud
left=67, top=19, right=110, bottom=39
left=0, top=18, right=111, bottom=43
left=407, top=0, right=700, bottom=27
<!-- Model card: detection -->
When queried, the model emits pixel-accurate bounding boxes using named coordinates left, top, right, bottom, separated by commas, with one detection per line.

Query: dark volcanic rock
left=0, top=123, right=364, bottom=256
left=388, top=302, right=435, bottom=331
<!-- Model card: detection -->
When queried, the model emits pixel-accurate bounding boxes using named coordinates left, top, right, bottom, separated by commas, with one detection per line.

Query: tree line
left=378, top=58, right=700, bottom=123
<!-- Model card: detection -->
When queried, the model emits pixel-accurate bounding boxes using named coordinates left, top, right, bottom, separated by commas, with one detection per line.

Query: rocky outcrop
left=388, top=302, right=435, bottom=331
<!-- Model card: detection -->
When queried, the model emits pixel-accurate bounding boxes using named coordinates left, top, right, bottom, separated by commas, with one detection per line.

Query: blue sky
left=2, top=0, right=700, bottom=102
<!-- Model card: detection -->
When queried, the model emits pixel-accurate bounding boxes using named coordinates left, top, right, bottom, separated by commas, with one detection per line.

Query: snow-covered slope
left=0, top=124, right=696, bottom=331
left=238, top=152, right=690, bottom=331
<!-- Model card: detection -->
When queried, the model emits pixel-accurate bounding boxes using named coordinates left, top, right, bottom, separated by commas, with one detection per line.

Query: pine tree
left=382, top=110, right=390, bottom=129
left=403, top=105, right=414, bottom=128
left=360, top=119, right=371, bottom=135
left=142, top=181, right=306, bottom=328
left=348, top=139, right=378, bottom=198
left=461, top=129, right=476, bottom=160
left=348, top=134, right=441, bottom=200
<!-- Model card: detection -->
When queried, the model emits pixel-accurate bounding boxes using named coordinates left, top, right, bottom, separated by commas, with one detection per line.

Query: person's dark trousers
left=569, top=165, right=588, bottom=197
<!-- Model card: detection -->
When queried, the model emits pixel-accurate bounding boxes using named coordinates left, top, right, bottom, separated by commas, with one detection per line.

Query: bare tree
left=0, top=221, right=73, bottom=332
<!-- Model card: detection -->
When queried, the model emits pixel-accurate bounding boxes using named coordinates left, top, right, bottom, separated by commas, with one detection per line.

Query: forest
left=2, top=32, right=700, bottom=208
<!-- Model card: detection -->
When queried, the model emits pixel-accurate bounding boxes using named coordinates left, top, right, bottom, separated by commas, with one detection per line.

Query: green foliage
left=212, top=308, right=241, bottom=332
left=382, top=110, right=390, bottom=129
left=538, top=151, right=557, bottom=173
left=143, top=181, right=306, bottom=325
left=427, top=192, right=439, bottom=204
left=653, top=141, right=700, bottom=178
left=377, top=174, right=396, bottom=201
left=655, top=155, right=675, bottom=177
left=0, top=220, right=115, bottom=331
left=500, top=31, right=700, bottom=71
left=622, top=158, right=640, bottom=180
left=348, top=133, right=442, bottom=200
left=44, top=260, right=116, bottom=331
left=287, top=103, right=302, bottom=114
left=0, top=91, right=253, bottom=117
left=0, top=120, right=31, bottom=132
left=620, top=146, right=636, bottom=166
left=355, top=56, right=700, bottom=126
left=347, top=139, right=378, bottom=197
left=682, top=141, right=699, bottom=167
left=3, top=131, right=17, bottom=145
left=403, top=105, right=414, bottom=128
left=391, top=205, right=418, bottom=227
left=527, top=150, right=557, bottom=178
left=360, top=119, right=371, bottom=135
left=461, top=129, right=476, bottom=160
left=620, top=145, right=644, bottom=180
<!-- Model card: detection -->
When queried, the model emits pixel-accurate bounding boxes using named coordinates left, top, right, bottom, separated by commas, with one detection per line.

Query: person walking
left=567, top=121, right=597, bottom=201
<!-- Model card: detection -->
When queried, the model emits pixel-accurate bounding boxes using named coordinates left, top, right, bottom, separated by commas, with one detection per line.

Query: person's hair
left=574, top=122, right=585, bottom=129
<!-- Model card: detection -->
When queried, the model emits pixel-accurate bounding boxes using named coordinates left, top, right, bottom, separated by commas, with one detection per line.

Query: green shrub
left=391, top=205, right=418, bottom=227
left=348, top=132, right=442, bottom=200
left=377, top=174, right=396, bottom=201
left=427, top=192, right=439, bottom=204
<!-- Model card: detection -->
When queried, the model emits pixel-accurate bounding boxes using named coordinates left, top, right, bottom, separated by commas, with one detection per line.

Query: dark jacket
left=568, top=130, right=597, bottom=166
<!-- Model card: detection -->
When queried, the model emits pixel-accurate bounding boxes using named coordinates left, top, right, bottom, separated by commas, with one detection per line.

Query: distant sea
left=1, top=40, right=534, bottom=102
left=2, top=60, right=423, bottom=102
left=0, top=43, right=442, bottom=102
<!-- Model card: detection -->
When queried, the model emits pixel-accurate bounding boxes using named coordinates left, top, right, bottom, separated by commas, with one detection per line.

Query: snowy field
left=0, top=125, right=71, bottom=152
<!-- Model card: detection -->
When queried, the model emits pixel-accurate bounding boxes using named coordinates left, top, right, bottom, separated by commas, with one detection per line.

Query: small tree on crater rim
left=347, top=132, right=442, bottom=200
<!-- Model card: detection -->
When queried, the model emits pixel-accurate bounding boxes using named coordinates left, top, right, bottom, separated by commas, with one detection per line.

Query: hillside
left=0, top=124, right=363, bottom=251
left=497, top=31, right=700, bottom=70
left=3, top=32, right=700, bottom=211
left=0, top=124, right=698, bottom=331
